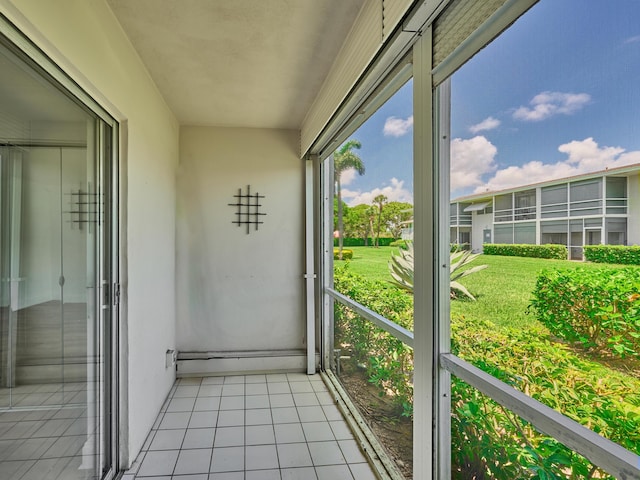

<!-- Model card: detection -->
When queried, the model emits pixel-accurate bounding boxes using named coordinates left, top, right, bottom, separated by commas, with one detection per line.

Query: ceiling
left=106, top=0, right=365, bottom=130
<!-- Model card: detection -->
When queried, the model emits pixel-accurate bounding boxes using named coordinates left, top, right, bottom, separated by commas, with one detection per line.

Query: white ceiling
left=106, top=0, right=365, bottom=130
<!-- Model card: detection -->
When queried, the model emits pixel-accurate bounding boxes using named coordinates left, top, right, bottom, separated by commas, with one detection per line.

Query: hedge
left=584, top=244, right=640, bottom=265
left=531, top=267, right=640, bottom=358
left=333, top=248, right=353, bottom=260
left=483, top=243, right=567, bottom=259
left=333, top=237, right=396, bottom=247
left=333, top=266, right=639, bottom=478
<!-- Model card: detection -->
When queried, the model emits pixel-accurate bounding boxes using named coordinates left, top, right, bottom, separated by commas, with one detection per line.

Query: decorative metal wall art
left=66, top=186, right=100, bottom=230
left=228, top=185, right=266, bottom=234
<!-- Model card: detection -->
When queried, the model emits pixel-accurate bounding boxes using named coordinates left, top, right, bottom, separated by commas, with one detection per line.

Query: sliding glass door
left=0, top=27, right=118, bottom=480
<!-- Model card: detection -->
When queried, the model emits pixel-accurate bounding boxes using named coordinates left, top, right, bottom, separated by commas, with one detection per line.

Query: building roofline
left=451, top=163, right=640, bottom=203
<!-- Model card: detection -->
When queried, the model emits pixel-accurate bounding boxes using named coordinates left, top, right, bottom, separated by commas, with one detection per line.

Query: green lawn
left=338, top=246, right=397, bottom=282
left=337, top=246, right=637, bottom=330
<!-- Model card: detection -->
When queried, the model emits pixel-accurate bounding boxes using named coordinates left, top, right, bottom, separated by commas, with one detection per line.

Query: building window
left=569, top=179, right=602, bottom=216
left=541, top=184, right=568, bottom=218
left=494, top=194, right=513, bottom=222
left=514, top=189, right=536, bottom=220
left=605, top=177, right=627, bottom=214
left=606, top=218, right=627, bottom=245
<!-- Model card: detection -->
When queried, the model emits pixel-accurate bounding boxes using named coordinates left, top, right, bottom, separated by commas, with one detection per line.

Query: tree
left=383, top=202, right=413, bottom=239
left=373, top=194, right=388, bottom=247
left=334, top=140, right=364, bottom=259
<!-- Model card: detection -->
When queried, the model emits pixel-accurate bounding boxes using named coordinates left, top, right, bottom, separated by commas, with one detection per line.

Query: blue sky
left=340, top=0, right=640, bottom=206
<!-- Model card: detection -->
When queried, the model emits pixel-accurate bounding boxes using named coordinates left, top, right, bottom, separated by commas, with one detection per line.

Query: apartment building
left=451, top=164, right=640, bottom=259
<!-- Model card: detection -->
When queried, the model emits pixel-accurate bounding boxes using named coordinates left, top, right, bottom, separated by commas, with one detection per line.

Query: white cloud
left=473, top=137, right=640, bottom=193
left=342, top=178, right=413, bottom=206
left=513, top=91, right=591, bottom=121
left=383, top=115, right=414, bottom=137
left=338, top=167, right=358, bottom=186
left=450, top=136, right=498, bottom=191
left=624, top=35, right=640, bottom=44
left=469, top=116, right=501, bottom=134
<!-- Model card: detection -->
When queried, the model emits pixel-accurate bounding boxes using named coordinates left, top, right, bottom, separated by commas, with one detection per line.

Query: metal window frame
left=315, top=1, right=640, bottom=478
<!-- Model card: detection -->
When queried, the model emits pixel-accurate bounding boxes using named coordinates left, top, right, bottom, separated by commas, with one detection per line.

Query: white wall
left=472, top=213, right=492, bottom=252
left=176, top=127, right=304, bottom=355
left=628, top=173, right=640, bottom=245
left=2, top=0, right=180, bottom=464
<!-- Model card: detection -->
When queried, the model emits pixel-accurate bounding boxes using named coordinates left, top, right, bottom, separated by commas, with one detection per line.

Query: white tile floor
left=0, top=382, right=98, bottom=480
left=123, top=373, right=378, bottom=480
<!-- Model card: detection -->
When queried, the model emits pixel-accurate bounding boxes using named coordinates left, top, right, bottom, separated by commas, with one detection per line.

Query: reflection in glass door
left=0, top=32, right=117, bottom=480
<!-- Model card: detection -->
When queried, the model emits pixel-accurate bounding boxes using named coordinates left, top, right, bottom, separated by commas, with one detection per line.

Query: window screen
left=514, top=222, right=536, bottom=244
left=494, top=224, right=513, bottom=243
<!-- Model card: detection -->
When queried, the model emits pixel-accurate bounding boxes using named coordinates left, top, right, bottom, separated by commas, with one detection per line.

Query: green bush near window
left=452, top=315, right=638, bottom=480
left=531, top=267, right=640, bottom=359
left=333, top=248, right=353, bottom=260
left=333, top=264, right=414, bottom=416
left=583, top=244, right=640, bottom=265
left=483, top=243, right=567, bottom=260
left=333, top=266, right=639, bottom=478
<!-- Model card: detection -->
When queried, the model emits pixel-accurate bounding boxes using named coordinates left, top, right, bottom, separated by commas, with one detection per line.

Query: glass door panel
left=0, top=33, right=115, bottom=479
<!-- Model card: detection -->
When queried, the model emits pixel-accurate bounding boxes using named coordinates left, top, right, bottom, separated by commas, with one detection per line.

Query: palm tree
left=334, top=140, right=364, bottom=260
left=373, top=194, right=388, bottom=247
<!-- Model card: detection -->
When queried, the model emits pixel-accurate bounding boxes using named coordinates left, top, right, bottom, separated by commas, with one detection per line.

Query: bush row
left=531, top=267, right=640, bottom=358
left=333, top=237, right=397, bottom=247
left=333, top=265, right=414, bottom=416
left=333, top=267, right=640, bottom=478
left=483, top=243, right=567, bottom=259
left=584, top=244, right=640, bottom=265
left=451, top=316, right=639, bottom=479
left=333, top=248, right=353, bottom=260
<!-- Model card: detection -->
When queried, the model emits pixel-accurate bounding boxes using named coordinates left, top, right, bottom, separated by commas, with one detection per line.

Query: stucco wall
left=2, top=0, right=180, bottom=464
left=176, top=126, right=305, bottom=355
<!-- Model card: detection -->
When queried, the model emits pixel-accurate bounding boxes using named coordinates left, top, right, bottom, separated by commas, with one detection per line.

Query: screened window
left=514, top=189, right=536, bottom=220
left=494, top=194, right=513, bottom=222
left=493, top=223, right=513, bottom=244
left=443, top=0, right=640, bottom=478
left=570, top=179, right=602, bottom=216
left=514, top=222, right=536, bottom=244
left=541, top=184, right=568, bottom=218
left=605, top=177, right=627, bottom=214
left=606, top=218, right=627, bottom=245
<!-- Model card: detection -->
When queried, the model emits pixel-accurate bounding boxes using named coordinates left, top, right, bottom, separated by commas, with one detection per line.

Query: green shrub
left=531, top=267, right=640, bottom=358
left=333, top=265, right=414, bottom=416
left=584, top=244, right=640, bottom=265
left=452, top=315, right=639, bottom=479
left=333, top=248, right=353, bottom=260
left=484, top=243, right=567, bottom=259
left=333, top=266, right=640, bottom=478
left=333, top=237, right=397, bottom=247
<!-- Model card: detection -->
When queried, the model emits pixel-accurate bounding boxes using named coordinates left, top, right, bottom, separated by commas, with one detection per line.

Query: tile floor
left=0, top=382, right=98, bottom=480
left=123, top=373, right=378, bottom=480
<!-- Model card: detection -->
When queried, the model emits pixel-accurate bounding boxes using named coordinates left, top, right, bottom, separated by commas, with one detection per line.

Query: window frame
left=314, top=1, right=640, bottom=478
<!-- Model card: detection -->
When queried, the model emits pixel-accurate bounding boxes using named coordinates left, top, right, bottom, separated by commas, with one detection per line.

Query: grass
left=337, top=246, right=637, bottom=330
left=337, top=246, right=397, bottom=283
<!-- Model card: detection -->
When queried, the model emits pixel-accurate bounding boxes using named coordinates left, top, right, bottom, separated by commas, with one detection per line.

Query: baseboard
left=176, top=349, right=320, bottom=377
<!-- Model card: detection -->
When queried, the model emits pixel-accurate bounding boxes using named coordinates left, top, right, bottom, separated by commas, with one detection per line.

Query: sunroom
left=0, top=0, right=639, bottom=479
